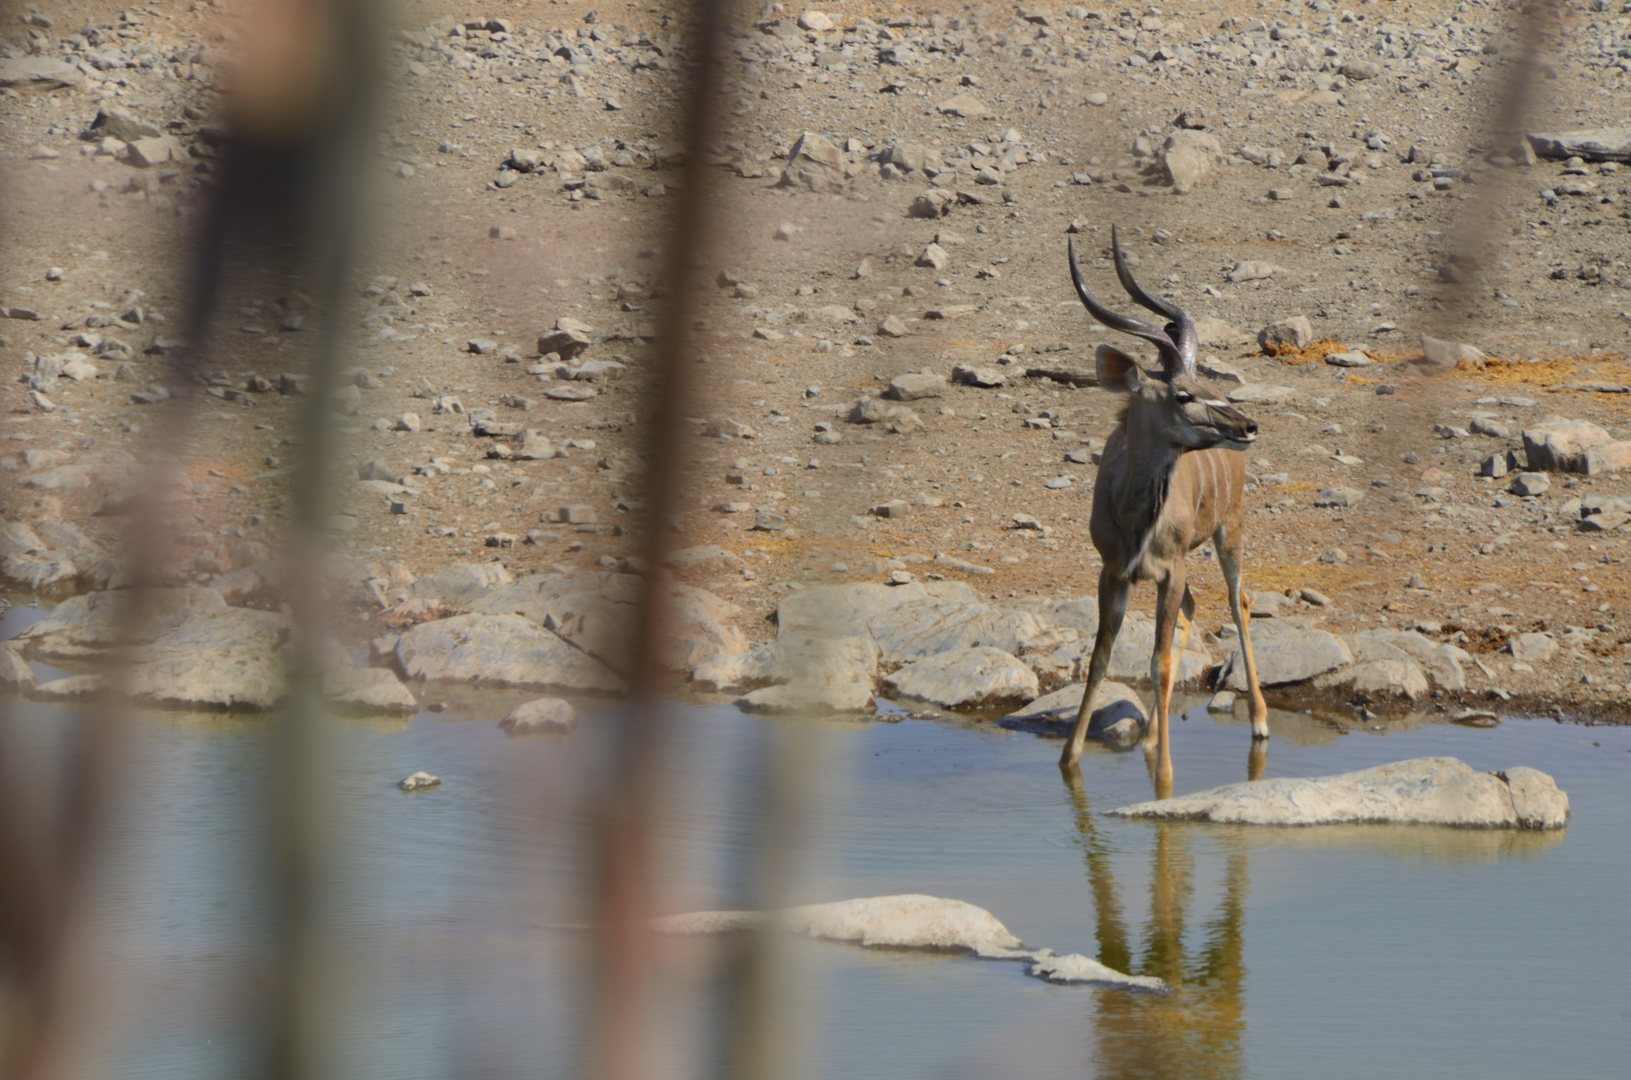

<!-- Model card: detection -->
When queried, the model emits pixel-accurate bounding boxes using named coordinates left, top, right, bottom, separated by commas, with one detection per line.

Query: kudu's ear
left=1096, top=345, right=1147, bottom=394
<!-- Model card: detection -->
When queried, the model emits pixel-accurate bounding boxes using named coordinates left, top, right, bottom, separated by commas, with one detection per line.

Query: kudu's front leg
left=1145, top=574, right=1188, bottom=793
left=1061, top=569, right=1130, bottom=769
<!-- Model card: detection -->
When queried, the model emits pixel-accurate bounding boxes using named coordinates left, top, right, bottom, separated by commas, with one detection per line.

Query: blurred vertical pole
left=1435, top=0, right=1559, bottom=328
left=588, top=0, right=734, bottom=1077
left=212, top=2, right=381, bottom=1079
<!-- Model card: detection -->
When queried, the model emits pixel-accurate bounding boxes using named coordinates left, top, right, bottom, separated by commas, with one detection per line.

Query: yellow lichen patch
left=1465, top=356, right=1589, bottom=387
left=1344, top=373, right=1375, bottom=385
left=1266, top=338, right=1350, bottom=364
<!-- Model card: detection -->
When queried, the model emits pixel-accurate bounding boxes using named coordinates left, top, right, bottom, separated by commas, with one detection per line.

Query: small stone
left=1510, top=472, right=1551, bottom=497
left=1207, top=691, right=1236, bottom=712
left=915, top=243, right=950, bottom=270
left=871, top=499, right=911, bottom=519
left=877, top=315, right=909, bottom=338
left=398, top=771, right=441, bottom=792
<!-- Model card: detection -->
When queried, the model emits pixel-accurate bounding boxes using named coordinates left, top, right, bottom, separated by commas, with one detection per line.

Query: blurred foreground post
left=587, top=1, right=735, bottom=1078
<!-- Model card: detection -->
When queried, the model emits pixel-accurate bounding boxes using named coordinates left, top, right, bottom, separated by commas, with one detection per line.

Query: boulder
left=394, top=613, right=626, bottom=695
left=784, top=130, right=846, bottom=192
left=409, top=561, right=516, bottom=607
left=1418, top=335, right=1485, bottom=372
left=1508, top=632, right=1558, bottom=663
left=1216, top=625, right=1353, bottom=690
left=1, top=646, right=37, bottom=692
left=0, top=56, right=85, bottom=90
left=1352, top=630, right=1468, bottom=692
left=999, top=680, right=1147, bottom=744
left=1257, top=316, right=1314, bottom=353
left=734, top=682, right=875, bottom=714
left=1160, top=129, right=1224, bottom=194
left=1112, top=757, right=1569, bottom=829
left=499, top=696, right=578, bottom=735
left=127, top=606, right=288, bottom=710
left=936, top=93, right=991, bottom=118
left=1106, top=620, right=1212, bottom=684
left=694, top=632, right=878, bottom=693
left=324, top=667, right=418, bottom=714
left=1526, top=128, right=1631, bottom=162
left=885, top=371, right=946, bottom=400
left=776, top=582, right=1062, bottom=666
left=1315, top=657, right=1429, bottom=703
left=1194, top=317, right=1250, bottom=347
left=1226, top=384, right=1296, bottom=405
left=1521, top=417, right=1614, bottom=474
left=883, top=646, right=1040, bottom=708
left=89, top=107, right=160, bottom=142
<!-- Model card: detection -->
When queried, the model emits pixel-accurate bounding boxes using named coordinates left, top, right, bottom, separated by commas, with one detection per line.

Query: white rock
left=1217, top=625, right=1352, bottom=690
left=1161, top=129, right=1224, bottom=194
left=735, top=682, right=875, bottom=714
left=1112, top=757, right=1569, bottom=829
left=883, top=646, right=1040, bottom=708
left=395, top=613, right=626, bottom=695
left=398, top=771, right=441, bottom=791
left=653, top=894, right=1165, bottom=992
left=796, top=10, right=835, bottom=32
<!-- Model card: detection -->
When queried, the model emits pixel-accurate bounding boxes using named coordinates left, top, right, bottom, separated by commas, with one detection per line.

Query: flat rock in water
left=1112, top=757, right=1569, bottom=829
left=882, top=645, right=1040, bottom=708
left=395, top=613, right=626, bottom=695
left=734, top=681, right=875, bottom=714
left=652, top=894, right=1166, bottom=992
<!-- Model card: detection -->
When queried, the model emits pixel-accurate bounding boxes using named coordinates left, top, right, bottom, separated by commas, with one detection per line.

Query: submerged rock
left=999, top=680, right=1147, bottom=744
left=1112, top=758, right=1569, bottom=829
left=652, top=893, right=1166, bottom=993
left=734, top=681, right=875, bottom=714
left=499, top=696, right=578, bottom=735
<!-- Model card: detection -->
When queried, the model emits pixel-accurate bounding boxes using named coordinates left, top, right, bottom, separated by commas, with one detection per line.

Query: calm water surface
left=5, top=606, right=1630, bottom=1080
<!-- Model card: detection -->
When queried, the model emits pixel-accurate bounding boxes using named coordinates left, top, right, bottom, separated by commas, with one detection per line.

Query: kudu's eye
left=1174, top=391, right=1194, bottom=405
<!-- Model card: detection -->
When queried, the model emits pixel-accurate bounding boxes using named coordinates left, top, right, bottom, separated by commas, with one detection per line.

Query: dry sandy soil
left=4, top=0, right=1631, bottom=720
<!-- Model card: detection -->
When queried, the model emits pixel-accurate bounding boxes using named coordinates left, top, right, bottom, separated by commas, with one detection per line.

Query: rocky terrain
left=5, top=0, right=1631, bottom=732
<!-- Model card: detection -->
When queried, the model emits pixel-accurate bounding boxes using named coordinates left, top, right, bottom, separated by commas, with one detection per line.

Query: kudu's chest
left=1090, top=440, right=1242, bottom=582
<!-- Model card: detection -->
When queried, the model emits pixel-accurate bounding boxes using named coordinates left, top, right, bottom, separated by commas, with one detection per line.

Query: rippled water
left=5, top=604, right=1630, bottom=1080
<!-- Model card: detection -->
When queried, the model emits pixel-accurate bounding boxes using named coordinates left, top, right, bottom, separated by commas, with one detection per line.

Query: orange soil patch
left=1266, top=338, right=1351, bottom=364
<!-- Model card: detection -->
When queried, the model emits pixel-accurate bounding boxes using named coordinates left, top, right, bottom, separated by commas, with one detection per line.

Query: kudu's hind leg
left=1216, top=529, right=1269, bottom=739
left=1061, top=570, right=1130, bottom=769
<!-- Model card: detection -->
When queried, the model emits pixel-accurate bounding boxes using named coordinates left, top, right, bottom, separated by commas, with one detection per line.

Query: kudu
left=1060, top=228, right=1270, bottom=788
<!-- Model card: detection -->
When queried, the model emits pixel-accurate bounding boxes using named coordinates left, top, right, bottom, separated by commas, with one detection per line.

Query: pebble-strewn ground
left=4, top=0, right=1631, bottom=721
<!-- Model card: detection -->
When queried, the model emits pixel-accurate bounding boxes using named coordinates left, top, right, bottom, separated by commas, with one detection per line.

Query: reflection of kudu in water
left=1067, top=770, right=1250, bottom=1080
left=1059, top=230, right=1270, bottom=796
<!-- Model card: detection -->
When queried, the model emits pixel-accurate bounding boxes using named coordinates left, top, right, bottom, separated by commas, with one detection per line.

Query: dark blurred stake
left=1433, top=0, right=1559, bottom=333
left=589, top=0, right=734, bottom=1078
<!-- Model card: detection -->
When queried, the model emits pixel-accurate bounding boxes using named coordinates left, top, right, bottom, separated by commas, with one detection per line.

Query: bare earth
left=3, top=0, right=1631, bottom=722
